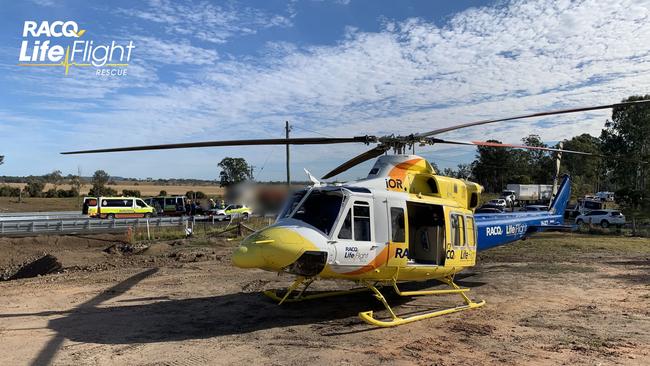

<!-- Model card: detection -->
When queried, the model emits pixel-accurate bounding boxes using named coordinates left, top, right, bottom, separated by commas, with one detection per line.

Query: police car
left=208, top=204, right=252, bottom=221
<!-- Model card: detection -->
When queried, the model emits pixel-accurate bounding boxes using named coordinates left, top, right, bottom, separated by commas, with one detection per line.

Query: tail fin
left=549, top=174, right=571, bottom=215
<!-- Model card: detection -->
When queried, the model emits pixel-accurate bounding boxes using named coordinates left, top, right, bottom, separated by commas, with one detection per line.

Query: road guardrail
left=0, top=216, right=187, bottom=236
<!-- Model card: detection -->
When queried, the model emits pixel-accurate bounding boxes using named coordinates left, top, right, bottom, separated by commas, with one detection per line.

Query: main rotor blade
left=418, top=99, right=650, bottom=137
left=433, top=139, right=595, bottom=155
left=322, top=145, right=389, bottom=179
left=61, top=136, right=373, bottom=155
left=433, top=138, right=648, bottom=163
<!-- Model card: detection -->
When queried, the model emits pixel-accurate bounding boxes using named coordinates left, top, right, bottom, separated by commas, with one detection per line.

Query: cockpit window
left=291, top=189, right=344, bottom=235
left=278, top=189, right=308, bottom=219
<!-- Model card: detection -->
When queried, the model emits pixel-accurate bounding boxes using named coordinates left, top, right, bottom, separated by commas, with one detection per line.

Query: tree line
left=440, top=95, right=649, bottom=211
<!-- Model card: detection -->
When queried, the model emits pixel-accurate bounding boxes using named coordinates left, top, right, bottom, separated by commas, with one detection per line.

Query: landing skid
left=263, top=276, right=370, bottom=305
left=264, top=275, right=485, bottom=327
left=358, top=276, right=485, bottom=327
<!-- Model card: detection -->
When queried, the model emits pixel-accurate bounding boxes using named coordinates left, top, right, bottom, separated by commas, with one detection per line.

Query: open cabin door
left=406, top=202, right=446, bottom=266
left=386, top=200, right=446, bottom=267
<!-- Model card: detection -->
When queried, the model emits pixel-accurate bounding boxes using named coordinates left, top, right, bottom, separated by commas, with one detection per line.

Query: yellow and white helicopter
left=63, top=100, right=649, bottom=327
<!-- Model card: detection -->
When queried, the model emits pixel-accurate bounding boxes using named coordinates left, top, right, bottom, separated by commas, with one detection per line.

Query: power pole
left=285, top=121, right=291, bottom=188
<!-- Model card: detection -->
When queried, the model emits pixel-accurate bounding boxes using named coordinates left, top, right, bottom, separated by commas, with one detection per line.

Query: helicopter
left=62, top=99, right=650, bottom=327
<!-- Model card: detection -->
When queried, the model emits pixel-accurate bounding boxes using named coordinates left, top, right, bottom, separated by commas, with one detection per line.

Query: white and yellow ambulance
left=83, top=197, right=155, bottom=219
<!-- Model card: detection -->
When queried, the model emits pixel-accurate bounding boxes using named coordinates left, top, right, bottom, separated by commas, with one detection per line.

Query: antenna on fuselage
left=304, top=168, right=322, bottom=187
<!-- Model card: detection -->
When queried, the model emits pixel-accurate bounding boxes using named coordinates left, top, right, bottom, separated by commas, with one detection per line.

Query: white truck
left=505, top=184, right=554, bottom=204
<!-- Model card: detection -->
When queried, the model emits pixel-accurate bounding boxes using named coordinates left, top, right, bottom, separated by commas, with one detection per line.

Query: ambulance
left=82, top=197, right=155, bottom=219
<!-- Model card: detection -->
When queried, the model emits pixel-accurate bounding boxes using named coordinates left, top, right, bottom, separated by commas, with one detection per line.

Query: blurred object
left=225, top=181, right=293, bottom=216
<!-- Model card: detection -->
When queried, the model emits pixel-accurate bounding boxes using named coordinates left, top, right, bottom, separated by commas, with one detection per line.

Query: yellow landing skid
left=263, top=276, right=370, bottom=305
left=358, top=277, right=485, bottom=327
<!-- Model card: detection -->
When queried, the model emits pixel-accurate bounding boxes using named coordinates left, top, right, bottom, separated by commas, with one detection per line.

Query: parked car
left=575, top=210, right=625, bottom=228
left=595, top=191, right=615, bottom=202
left=564, top=203, right=581, bottom=218
left=500, top=189, right=517, bottom=207
left=487, top=199, right=507, bottom=208
left=207, top=204, right=252, bottom=221
left=475, top=204, right=505, bottom=214
left=519, top=205, right=548, bottom=212
left=144, top=196, right=186, bottom=216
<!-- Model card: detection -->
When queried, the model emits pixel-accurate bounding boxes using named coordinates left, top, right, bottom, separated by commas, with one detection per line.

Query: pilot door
left=331, top=198, right=381, bottom=269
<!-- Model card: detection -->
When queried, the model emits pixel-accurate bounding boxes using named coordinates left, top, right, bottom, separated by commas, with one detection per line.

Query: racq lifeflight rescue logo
left=18, top=20, right=134, bottom=76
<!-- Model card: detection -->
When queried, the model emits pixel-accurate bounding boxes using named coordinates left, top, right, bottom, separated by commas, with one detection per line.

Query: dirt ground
left=0, top=232, right=649, bottom=366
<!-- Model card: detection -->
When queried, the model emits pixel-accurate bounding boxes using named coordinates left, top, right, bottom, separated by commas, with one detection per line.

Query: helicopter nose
left=232, top=227, right=310, bottom=271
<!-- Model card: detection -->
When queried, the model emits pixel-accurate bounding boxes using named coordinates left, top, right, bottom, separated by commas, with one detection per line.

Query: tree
left=44, top=170, right=63, bottom=190
left=471, top=140, right=515, bottom=192
left=25, top=177, right=45, bottom=197
left=122, top=189, right=141, bottom=197
left=69, top=175, right=82, bottom=197
left=429, top=161, right=440, bottom=173
left=600, top=95, right=650, bottom=210
left=88, top=170, right=117, bottom=196
left=455, top=163, right=473, bottom=180
left=559, top=134, right=602, bottom=199
left=520, top=135, right=554, bottom=183
left=442, top=167, right=456, bottom=177
left=218, top=157, right=253, bottom=187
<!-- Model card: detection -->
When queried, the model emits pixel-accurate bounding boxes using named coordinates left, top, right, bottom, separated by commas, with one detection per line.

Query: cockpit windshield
left=279, top=188, right=344, bottom=235
left=278, top=189, right=309, bottom=219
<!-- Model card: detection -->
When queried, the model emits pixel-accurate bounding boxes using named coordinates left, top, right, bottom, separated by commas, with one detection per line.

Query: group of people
left=183, top=198, right=227, bottom=216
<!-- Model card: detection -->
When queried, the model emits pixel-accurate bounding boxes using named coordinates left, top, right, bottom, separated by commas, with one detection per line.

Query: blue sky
left=1, top=0, right=650, bottom=181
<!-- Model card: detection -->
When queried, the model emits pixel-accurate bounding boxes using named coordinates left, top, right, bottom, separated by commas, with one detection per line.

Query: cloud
left=26, top=0, right=56, bottom=7
left=132, top=36, right=219, bottom=65
left=120, top=0, right=294, bottom=44
left=7, top=0, right=650, bottom=179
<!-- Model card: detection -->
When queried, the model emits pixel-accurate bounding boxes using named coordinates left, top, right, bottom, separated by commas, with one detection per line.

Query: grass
left=0, top=197, right=82, bottom=212
left=479, top=232, right=650, bottom=263
left=506, top=262, right=597, bottom=274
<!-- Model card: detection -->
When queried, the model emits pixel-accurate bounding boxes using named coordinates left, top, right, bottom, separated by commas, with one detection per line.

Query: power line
left=291, top=124, right=335, bottom=138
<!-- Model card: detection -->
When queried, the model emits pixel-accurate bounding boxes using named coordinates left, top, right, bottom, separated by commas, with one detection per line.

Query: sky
left=1, top=0, right=649, bottom=181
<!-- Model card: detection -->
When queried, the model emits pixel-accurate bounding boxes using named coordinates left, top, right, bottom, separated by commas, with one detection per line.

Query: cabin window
left=451, top=213, right=465, bottom=247
left=338, top=209, right=352, bottom=239
left=338, top=202, right=372, bottom=241
left=353, top=202, right=371, bottom=241
left=390, top=207, right=405, bottom=242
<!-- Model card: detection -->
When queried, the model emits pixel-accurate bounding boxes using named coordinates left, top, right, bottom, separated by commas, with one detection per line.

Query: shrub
left=122, top=189, right=141, bottom=197
left=0, top=185, right=20, bottom=197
